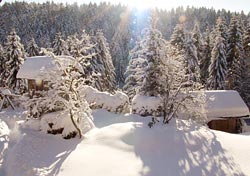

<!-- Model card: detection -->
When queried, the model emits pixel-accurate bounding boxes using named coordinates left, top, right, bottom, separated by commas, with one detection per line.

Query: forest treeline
left=1, top=1, right=249, bottom=86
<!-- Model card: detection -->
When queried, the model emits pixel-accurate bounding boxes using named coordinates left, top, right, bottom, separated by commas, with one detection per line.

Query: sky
left=2, top=0, right=250, bottom=13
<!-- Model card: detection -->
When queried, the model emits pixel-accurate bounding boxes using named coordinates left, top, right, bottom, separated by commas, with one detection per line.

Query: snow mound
left=58, top=117, right=246, bottom=176
left=131, top=94, right=162, bottom=116
left=40, top=111, right=94, bottom=139
left=83, top=86, right=129, bottom=113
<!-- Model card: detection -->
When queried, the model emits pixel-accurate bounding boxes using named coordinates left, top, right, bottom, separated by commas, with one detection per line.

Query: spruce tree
left=123, top=57, right=147, bottom=100
left=52, top=32, right=69, bottom=56
left=226, top=15, right=244, bottom=91
left=3, top=30, right=26, bottom=91
left=191, top=22, right=203, bottom=61
left=0, top=44, right=5, bottom=86
left=200, top=27, right=212, bottom=85
left=207, top=36, right=227, bottom=90
left=214, top=16, right=228, bottom=46
left=170, top=24, right=186, bottom=51
left=243, top=21, right=250, bottom=74
left=140, top=28, right=167, bottom=96
left=90, top=30, right=116, bottom=93
left=170, top=24, right=200, bottom=82
left=123, top=40, right=147, bottom=100
left=26, top=37, right=40, bottom=57
left=185, top=36, right=200, bottom=82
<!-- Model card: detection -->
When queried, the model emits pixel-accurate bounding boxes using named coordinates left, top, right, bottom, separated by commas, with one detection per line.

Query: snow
left=82, top=85, right=129, bottom=113
left=0, top=119, right=9, bottom=168
left=132, top=94, right=162, bottom=116
left=0, top=109, right=250, bottom=176
left=40, top=110, right=94, bottom=138
left=204, top=90, right=250, bottom=119
left=17, top=56, right=74, bottom=80
left=132, top=90, right=250, bottom=121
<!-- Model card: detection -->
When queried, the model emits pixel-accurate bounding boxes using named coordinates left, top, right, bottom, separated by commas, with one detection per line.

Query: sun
left=122, top=0, right=157, bottom=10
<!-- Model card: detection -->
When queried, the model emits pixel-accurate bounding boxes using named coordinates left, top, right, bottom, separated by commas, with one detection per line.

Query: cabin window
left=35, top=79, right=43, bottom=90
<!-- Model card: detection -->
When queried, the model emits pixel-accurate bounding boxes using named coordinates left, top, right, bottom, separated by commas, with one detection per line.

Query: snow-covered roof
left=17, top=56, right=73, bottom=80
left=205, top=90, right=250, bottom=119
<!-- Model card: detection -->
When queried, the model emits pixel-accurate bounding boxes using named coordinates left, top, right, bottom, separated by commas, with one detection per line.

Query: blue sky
left=2, top=0, right=250, bottom=13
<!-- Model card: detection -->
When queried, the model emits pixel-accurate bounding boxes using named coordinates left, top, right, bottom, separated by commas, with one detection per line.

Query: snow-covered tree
left=170, top=24, right=186, bottom=51
left=226, top=15, right=243, bottom=91
left=207, top=36, right=227, bottom=90
left=123, top=38, right=148, bottom=100
left=52, top=32, right=69, bottom=56
left=123, top=57, right=147, bottom=100
left=158, top=50, right=204, bottom=125
left=67, top=34, right=83, bottom=58
left=23, top=55, right=94, bottom=139
left=184, top=36, right=200, bottom=82
left=191, top=22, right=203, bottom=61
left=170, top=24, right=200, bottom=82
left=200, top=26, right=212, bottom=85
left=2, top=30, right=26, bottom=91
left=243, top=21, right=250, bottom=65
left=26, top=37, right=40, bottom=57
left=139, top=28, right=167, bottom=97
left=90, top=30, right=116, bottom=93
left=213, top=16, right=228, bottom=46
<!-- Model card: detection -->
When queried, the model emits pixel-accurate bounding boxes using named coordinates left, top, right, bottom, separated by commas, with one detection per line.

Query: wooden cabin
left=17, top=56, right=73, bottom=94
left=204, top=90, right=250, bottom=133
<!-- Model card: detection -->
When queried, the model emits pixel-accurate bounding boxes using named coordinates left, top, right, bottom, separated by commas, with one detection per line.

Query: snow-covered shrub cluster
left=22, top=55, right=95, bottom=139
left=40, top=110, right=94, bottom=139
left=131, top=95, right=162, bottom=116
left=82, top=85, right=129, bottom=113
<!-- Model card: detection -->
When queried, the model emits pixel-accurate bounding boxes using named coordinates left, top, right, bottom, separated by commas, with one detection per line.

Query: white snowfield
left=0, top=109, right=250, bottom=176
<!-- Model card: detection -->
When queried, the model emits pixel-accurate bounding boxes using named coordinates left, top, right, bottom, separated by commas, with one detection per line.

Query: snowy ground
left=0, top=108, right=250, bottom=176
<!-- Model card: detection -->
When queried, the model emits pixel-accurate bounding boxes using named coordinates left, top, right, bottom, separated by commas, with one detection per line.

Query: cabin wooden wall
left=28, top=80, right=44, bottom=91
left=208, top=119, right=241, bottom=133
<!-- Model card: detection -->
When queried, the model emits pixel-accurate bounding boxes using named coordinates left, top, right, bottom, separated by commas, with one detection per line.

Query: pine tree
left=2, top=30, right=26, bottom=91
left=207, top=36, right=227, bottom=90
left=123, top=57, right=147, bottom=100
left=200, top=26, right=212, bottom=85
left=185, top=36, right=200, bottom=82
left=90, top=30, right=116, bottom=93
left=139, top=28, right=167, bottom=96
left=214, top=16, right=228, bottom=46
left=226, top=15, right=244, bottom=91
left=170, top=24, right=200, bottom=82
left=123, top=39, right=148, bottom=100
left=26, top=37, right=40, bottom=57
left=52, top=32, right=69, bottom=56
left=243, top=21, right=250, bottom=75
left=170, top=24, right=186, bottom=51
left=191, top=22, right=203, bottom=61
left=0, top=43, right=5, bottom=86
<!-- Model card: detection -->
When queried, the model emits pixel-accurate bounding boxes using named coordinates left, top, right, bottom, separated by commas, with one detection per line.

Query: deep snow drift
left=0, top=109, right=250, bottom=176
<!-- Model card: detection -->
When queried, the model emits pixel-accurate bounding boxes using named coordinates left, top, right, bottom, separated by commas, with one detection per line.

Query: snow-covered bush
left=82, top=85, right=129, bottom=113
left=23, top=55, right=95, bottom=139
left=132, top=95, right=162, bottom=116
left=40, top=110, right=94, bottom=139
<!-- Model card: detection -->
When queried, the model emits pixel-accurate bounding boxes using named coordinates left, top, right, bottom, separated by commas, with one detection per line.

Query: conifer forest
left=1, top=1, right=250, bottom=106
